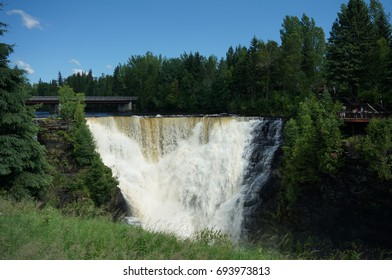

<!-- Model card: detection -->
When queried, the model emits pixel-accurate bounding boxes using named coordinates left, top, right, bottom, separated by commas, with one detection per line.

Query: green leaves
left=58, top=85, right=85, bottom=120
left=326, top=0, right=387, bottom=99
left=58, top=86, right=118, bottom=207
left=362, top=118, right=392, bottom=180
left=282, top=94, right=342, bottom=203
left=280, top=14, right=325, bottom=94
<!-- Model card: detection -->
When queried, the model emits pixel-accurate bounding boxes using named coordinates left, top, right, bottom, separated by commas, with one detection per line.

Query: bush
left=362, top=118, right=392, bottom=180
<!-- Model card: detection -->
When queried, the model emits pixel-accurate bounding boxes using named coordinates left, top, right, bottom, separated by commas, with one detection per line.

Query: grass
left=0, top=197, right=287, bottom=260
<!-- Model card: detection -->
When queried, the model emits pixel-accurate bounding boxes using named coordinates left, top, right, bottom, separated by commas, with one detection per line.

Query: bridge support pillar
left=49, top=104, right=59, bottom=114
left=118, top=101, right=132, bottom=112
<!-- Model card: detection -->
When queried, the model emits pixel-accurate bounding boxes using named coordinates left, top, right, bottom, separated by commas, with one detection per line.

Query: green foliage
left=73, top=158, right=118, bottom=207
left=72, top=122, right=96, bottom=166
left=57, top=86, right=118, bottom=208
left=362, top=118, right=392, bottom=180
left=0, top=13, right=51, bottom=199
left=58, top=85, right=85, bottom=120
left=326, top=0, right=390, bottom=98
left=282, top=93, right=342, bottom=204
left=370, top=0, right=392, bottom=43
left=279, top=14, right=325, bottom=94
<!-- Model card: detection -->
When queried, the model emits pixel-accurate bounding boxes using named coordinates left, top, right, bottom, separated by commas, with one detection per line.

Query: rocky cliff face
left=317, top=149, right=392, bottom=247
left=248, top=144, right=392, bottom=250
left=36, top=119, right=74, bottom=173
left=36, top=118, right=128, bottom=220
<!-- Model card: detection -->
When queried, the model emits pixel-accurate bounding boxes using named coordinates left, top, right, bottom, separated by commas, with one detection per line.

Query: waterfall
left=87, top=116, right=282, bottom=241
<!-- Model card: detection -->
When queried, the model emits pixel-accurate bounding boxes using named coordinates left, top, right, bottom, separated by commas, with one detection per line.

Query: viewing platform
left=340, top=112, right=390, bottom=123
left=339, top=103, right=391, bottom=123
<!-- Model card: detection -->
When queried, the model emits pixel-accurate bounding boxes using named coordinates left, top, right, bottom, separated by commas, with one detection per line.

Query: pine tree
left=369, top=0, right=392, bottom=43
left=279, top=16, right=305, bottom=94
left=246, top=36, right=263, bottom=100
left=0, top=10, right=51, bottom=198
left=368, top=0, right=392, bottom=107
left=58, top=71, right=64, bottom=87
left=326, top=0, right=374, bottom=99
left=112, top=65, right=124, bottom=96
left=258, top=40, right=280, bottom=98
left=300, top=14, right=326, bottom=90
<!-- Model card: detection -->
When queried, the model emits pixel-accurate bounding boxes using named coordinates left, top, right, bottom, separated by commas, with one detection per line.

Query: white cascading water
left=87, top=116, right=282, bottom=241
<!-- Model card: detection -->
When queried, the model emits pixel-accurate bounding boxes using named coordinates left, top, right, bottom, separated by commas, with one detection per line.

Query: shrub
left=362, top=118, right=392, bottom=180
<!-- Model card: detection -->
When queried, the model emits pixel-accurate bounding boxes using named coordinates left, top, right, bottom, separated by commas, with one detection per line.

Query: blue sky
left=3, top=0, right=392, bottom=83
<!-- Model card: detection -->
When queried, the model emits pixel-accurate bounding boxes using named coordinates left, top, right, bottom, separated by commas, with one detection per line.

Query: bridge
left=27, top=96, right=139, bottom=112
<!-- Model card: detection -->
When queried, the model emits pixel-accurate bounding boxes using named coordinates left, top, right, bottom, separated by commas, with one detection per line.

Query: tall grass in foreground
left=0, top=198, right=286, bottom=260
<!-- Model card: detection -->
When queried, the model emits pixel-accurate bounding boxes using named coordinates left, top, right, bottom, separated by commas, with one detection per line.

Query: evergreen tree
left=279, top=14, right=325, bottom=94
left=246, top=36, right=263, bottom=100
left=58, top=71, right=64, bottom=87
left=257, top=40, right=280, bottom=99
left=0, top=10, right=51, bottom=198
left=211, top=59, right=232, bottom=112
left=279, top=16, right=305, bottom=94
left=326, top=0, right=374, bottom=99
left=369, top=0, right=392, bottom=43
left=112, top=65, right=124, bottom=96
left=300, top=14, right=325, bottom=90
left=124, top=52, right=161, bottom=111
left=229, top=45, right=249, bottom=100
left=85, top=69, right=94, bottom=96
left=369, top=0, right=392, bottom=107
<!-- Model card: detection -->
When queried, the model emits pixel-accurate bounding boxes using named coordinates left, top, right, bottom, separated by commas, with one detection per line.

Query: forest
left=30, top=0, right=392, bottom=117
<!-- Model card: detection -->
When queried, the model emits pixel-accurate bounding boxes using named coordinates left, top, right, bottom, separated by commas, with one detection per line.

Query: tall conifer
left=326, top=0, right=374, bottom=99
left=0, top=6, right=51, bottom=198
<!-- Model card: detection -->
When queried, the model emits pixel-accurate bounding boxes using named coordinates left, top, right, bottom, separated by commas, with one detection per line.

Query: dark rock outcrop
left=108, top=187, right=129, bottom=221
left=36, top=118, right=128, bottom=220
left=248, top=144, right=392, bottom=250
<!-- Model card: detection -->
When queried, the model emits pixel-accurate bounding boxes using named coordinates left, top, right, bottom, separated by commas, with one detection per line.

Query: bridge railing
left=27, top=96, right=138, bottom=104
left=339, top=111, right=391, bottom=122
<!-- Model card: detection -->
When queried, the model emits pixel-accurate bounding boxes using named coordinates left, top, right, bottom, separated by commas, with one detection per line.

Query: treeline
left=31, top=0, right=392, bottom=115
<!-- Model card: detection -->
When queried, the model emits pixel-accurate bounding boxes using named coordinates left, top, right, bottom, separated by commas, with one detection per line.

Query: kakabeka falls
left=87, top=116, right=283, bottom=241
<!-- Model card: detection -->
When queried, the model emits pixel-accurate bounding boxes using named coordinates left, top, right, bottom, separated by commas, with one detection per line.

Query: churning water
left=87, top=116, right=282, bottom=241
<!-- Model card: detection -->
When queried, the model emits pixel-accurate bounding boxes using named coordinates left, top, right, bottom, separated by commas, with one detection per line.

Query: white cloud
left=72, top=68, right=86, bottom=75
left=106, top=64, right=113, bottom=70
left=16, top=60, right=35, bottom=74
left=70, top=59, right=81, bottom=66
left=7, top=9, right=42, bottom=30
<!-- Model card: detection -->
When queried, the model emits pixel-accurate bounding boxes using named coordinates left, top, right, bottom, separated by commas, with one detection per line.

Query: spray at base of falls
left=87, top=116, right=282, bottom=241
